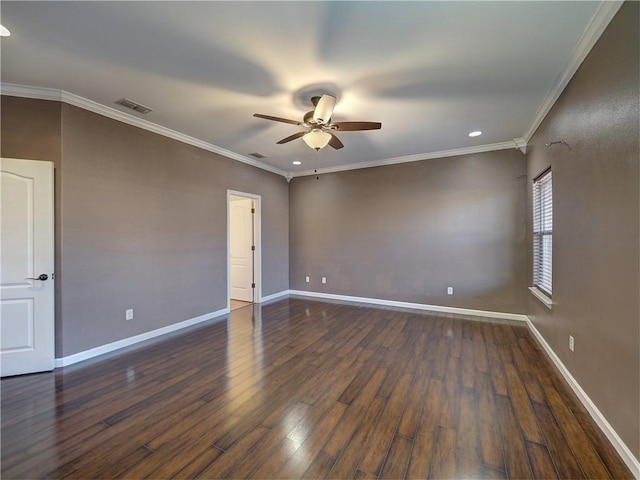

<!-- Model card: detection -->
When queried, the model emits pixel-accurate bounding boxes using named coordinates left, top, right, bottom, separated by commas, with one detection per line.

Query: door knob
left=27, top=274, right=49, bottom=281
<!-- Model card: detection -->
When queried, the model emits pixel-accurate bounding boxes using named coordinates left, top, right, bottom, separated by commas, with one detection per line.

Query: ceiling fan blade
left=332, top=121, right=382, bottom=131
left=276, top=131, right=306, bottom=144
left=313, top=94, right=336, bottom=125
left=253, top=113, right=302, bottom=126
left=328, top=133, right=344, bottom=149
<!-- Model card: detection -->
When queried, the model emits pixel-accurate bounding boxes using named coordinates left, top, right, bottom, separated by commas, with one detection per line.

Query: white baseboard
left=54, top=307, right=229, bottom=368
left=288, top=289, right=528, bottom=322
left=260, top=290, right=290, bottom=303
left=55, top=291, right=289, bottom=369
left=526, top=317, right=640, bottom=478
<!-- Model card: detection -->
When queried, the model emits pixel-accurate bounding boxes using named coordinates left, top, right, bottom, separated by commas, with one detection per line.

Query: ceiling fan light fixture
left=302, top=129, right=331, bottom=150
left=313, top=94, right=336, bottom=124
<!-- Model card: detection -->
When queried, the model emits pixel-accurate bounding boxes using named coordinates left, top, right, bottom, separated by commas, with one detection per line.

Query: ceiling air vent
left=115, top=98, right=153, bottom=114
left=248, top=152, right=266, bottom=159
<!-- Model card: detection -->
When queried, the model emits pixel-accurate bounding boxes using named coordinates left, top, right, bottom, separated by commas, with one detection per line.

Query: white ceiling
left=1, top=1, right=614, bottom=176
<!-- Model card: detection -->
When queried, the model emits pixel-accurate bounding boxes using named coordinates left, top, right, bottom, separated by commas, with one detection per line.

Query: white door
left=230, top=196, right=254, bottom=302
left=1, top=158, right=55, bottom=376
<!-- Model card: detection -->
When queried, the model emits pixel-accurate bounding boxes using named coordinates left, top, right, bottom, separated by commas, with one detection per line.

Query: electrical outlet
left=126, top=308, right=134, bottom=321
left=569, top=335, right=574, bottom=352
left=322, top=277, right=327, bottom=284
left=447, top=286, right=454, bottom=295
left=305, top=276, right=310, bottom=283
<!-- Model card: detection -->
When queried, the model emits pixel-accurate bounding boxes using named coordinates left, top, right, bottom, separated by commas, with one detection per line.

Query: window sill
left=529, top=287, right=552, bottom=309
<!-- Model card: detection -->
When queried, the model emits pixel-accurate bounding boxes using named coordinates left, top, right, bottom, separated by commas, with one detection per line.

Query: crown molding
left=3, top=0, right=620, bottom=188
left=3, top=83, right=524, bottom=180
left=1, top=83, right=64, bottom=101
left=291, top=140, right=523, bottom=178
left=513, top=137, right=527, bottom=155
left=522, top=0, right=624, bottom=142
left=0, top=83, right=288, bottom=178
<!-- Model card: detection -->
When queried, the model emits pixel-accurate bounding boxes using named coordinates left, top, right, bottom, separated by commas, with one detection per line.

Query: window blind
left=533, top=169, right=552, bottom=296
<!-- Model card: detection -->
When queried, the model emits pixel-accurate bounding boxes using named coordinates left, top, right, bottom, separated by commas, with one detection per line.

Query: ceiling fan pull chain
left=315, top=149, right=320, bottom=180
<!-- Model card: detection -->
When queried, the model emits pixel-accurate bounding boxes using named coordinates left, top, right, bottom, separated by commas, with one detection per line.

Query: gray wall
left=526, top=1, right=639, bottom=458
left=290, top=149, right=528, bottom=314
left=1, top=97, right=66, bottom=356
left=1, top=97, right=289, bottom=357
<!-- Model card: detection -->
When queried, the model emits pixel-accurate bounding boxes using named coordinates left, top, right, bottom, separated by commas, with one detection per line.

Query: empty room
left=1, top=1, right=638, bottom=479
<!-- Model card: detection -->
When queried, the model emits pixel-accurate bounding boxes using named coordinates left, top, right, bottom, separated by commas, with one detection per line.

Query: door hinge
left=251, top=283, right=256, bottom=289
left=251, top=245, right=255, bottom=251
left=251, top=208, right=255, bottom=214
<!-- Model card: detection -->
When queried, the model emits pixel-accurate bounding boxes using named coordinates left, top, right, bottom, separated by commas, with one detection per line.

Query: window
left=533, top=169, right=552, bottom=297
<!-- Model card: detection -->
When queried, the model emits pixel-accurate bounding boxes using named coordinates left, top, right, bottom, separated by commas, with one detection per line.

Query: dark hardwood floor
left=1, top=297, right=633, bottom=479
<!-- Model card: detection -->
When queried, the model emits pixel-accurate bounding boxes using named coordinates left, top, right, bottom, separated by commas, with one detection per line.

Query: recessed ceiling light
left=0, top=25, right=11, bottom=37
left=292, top=161, right=302, bottom=166
left=468, top=131, right=482, bottom=137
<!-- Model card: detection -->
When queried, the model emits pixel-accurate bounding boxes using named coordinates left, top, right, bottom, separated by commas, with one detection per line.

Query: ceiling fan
left=253, top=94, right=381, bottom=150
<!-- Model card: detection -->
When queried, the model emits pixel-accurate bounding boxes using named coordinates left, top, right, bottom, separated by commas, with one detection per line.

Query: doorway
left=227, top=190, right=260, bottom=311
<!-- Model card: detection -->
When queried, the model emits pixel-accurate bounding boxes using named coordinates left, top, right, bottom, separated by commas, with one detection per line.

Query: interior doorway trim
left=227, top=190, right=261, bottom=311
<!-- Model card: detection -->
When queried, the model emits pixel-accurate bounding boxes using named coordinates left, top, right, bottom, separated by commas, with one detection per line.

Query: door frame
left=227, top=190, right=261, bottom=310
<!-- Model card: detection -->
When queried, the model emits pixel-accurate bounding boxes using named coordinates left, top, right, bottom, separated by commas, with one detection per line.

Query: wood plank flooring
left=1, top=297, right=633, bottom=479
left=230, top=300, right=253, bottom=312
